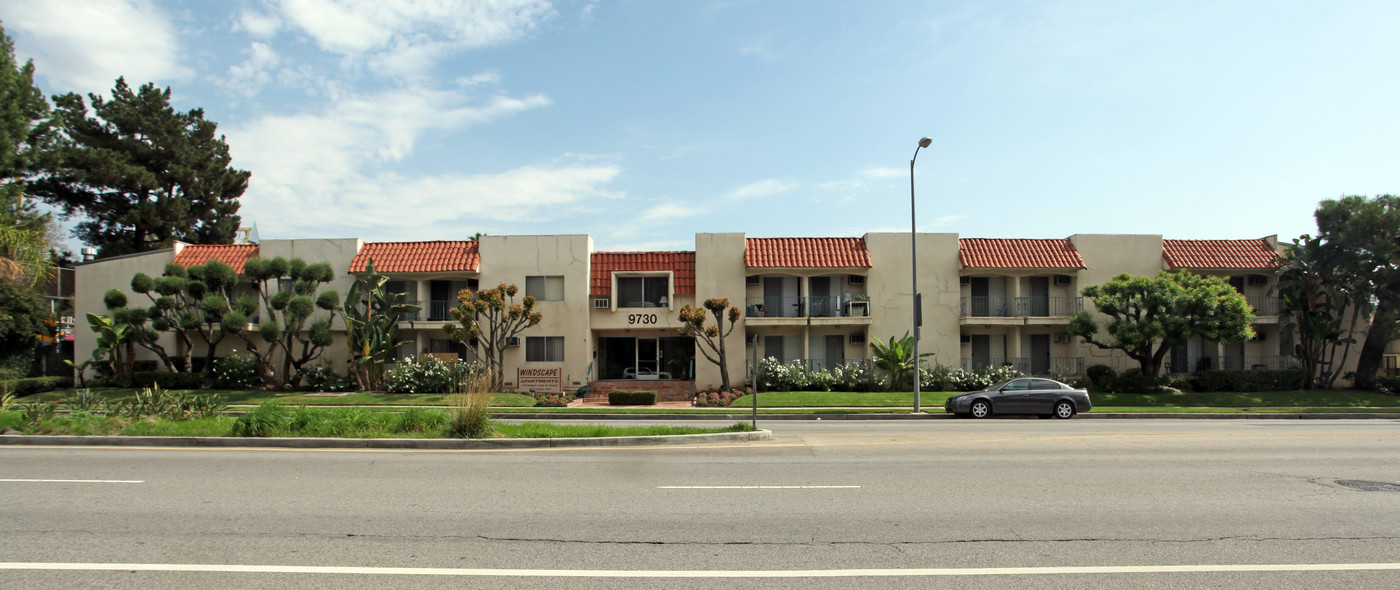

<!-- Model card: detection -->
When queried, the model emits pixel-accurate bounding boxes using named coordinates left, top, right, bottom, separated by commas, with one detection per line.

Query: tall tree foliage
left=1311, top=195, right=1400, bottom=384
left=444, top=284, right=541, bottom=392
left=230, top=257, right=340, bottom=386
left=1070, top=271, right=1256, bottom=375
left=678, top=298, right=741, bottom=391
left=32, top=77, right=249, bottom=258
left=0, top=24, right=58, bottom=287
left=1273, top=235, right=1366, bottom=389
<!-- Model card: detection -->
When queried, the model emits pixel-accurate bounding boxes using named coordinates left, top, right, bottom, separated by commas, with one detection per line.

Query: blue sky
left=4, top=0, right=1398, bottom=252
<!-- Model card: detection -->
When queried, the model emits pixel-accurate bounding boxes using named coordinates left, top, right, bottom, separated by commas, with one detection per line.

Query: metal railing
left=959, top=357, right=1084, bottom=376
left=960, top=296, right=1083, bottom=317
left=1247, top=296, right=1281, bottom=316
left=427, top=300, right=454, bottom=321
left=744, top=296, right=871, bottom=318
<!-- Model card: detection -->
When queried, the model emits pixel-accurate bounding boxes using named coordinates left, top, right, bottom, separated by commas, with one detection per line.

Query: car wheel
left=970, top=400, right=991, bottom=419
left=1053, top=401, right=1075, bottom=419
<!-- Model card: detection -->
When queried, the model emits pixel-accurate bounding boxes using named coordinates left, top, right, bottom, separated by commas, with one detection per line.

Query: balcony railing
left=745, top=358, right=872, bottom=377
left=426, top=300, right=454, bottom=321
left=960, top=357, right=1085, bottom=376
left=1169, top=355, right=1300, bottom=373
left=1247, top=296, right=1281, bottom=316
left=745, top=297, right=871, bottom=318
left=960, top=296, right=1083, bottom=318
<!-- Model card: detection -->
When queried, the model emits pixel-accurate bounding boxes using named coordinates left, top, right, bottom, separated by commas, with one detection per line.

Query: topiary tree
left=128, top=260, right=246, bottom=375
left=678, top=298, right=741, bottom=391
left=229, top=257, right=340, bottom=386
left=1070, top=271, right=1255, bottom=376
left=444, top=283, right=540, bottom=392
left=100, top=287, right=176, bottom=373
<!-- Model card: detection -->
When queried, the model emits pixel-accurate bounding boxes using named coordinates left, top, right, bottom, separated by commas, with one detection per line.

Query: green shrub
left=230, top=402, right=291, bottom=437
left=529, top=391, right=573, bottom=407
left=694, top=388, right=745, bottom=407
left=395, top=407, right=448, bottom=433
left=609, top=390, right=657, bottom=405
left=131, top=371, right=206, bottom=391
left=1189, top=369, right=1307, bottom=392
left=1372, top=376, right=1400, bottom=395
left=1103, top=369, right=1172, bottom=393
left=301, top=363, right=356, bottom=392
left=0, top=376, right=73, bottom=397
left=212, top=352, right=263, bottom=389
left=385, top=357, right=479, bottom=393
left=1086, top=365, right=1116, bottom=388
left=132, top=360, right=160, bottom=373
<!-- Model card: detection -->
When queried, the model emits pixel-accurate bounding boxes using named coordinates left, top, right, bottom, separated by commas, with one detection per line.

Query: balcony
left=1247, top=296, right=1281, bottom=317
left=393, top=299, right=454, bottom=322
left=745, top=297, right=871, bottom=320
left=960, top=296, right=1083, bottom=318
left=960, top=357, right=1085, bottom=376
left=1169, top=355, right=1300, bottom=373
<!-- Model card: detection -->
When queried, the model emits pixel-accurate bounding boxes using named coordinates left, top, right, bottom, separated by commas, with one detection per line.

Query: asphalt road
left=4, top=419, right=1400, bottom=589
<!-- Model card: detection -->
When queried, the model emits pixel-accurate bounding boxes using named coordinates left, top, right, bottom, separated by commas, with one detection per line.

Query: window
left=526, top=336, right=565, bottom=362
left=526, top=276, right=565, bottom=301
left=617, top=276, right=669, bottom=308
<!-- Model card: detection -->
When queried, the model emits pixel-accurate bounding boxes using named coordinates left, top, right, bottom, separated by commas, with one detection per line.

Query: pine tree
left=31, top=77, right=249, bottom=258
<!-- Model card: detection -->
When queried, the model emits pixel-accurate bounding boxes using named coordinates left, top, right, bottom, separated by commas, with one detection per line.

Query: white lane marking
left=0, top=479, right=143, bottom=484
left=1, top=562, right=1399, bottom=578
left=657, top=485, right=860, bottom=489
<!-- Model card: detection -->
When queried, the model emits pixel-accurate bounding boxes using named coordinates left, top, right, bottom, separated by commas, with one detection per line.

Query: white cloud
left=726, top=179, right=798, bottom=200
left=638, top=203, right=700, bottom=224
left=236, top=9, right=283, bottom=37
left=0, top=0, right=189, bottom=93
left=225, top=42, right=281, bottom=96
left=225, top=85, right=615, bottom=239
left=270, top=0, right=556, bottom=75
left=860, top=166, right=905, bottom=179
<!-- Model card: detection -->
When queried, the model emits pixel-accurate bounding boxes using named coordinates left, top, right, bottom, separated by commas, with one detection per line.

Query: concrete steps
left=583, top=380, right=696, bottom=404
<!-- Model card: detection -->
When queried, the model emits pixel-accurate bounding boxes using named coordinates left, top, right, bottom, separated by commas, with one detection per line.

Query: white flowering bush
left=755, top=358, right=883, bottom=392
left=921, top=363, right=1023, bottom=391
left=212, top=352, right=263, bottom=389
left=300, top=362, right=356, bottom=392
left=385, top=356, right=482, bottom=393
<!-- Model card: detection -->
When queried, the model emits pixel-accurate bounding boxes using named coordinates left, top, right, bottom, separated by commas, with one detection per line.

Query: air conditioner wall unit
left=505, top=337, right=521, bottom=347
left=848, top=275, right=865, bottom=285
left=1248, top=275, right=1268, bottom=286
left=849, top=332, right=866, bottom=344
left=594, top=298, right=610, bottom=309
left=1053, top=333, right=1069, bottom=344
left=1053, top=275, right=1072, bottom=286
left=960, top=334, right=972, bottom=344
left=959, top=276, right=971, bottom=285
left=746, top=276, right=760, bottom=286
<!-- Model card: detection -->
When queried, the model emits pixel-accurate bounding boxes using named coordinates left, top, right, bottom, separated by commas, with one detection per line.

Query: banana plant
left=870, top=332, right=933, bottom=392
left=344, top=260, right=420, bottom=391
left=86, top=313, right=134, bottom=385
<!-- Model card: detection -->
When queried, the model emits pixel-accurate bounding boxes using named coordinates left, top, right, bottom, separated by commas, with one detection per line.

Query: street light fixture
left=910, top=136, right=932, bottom=413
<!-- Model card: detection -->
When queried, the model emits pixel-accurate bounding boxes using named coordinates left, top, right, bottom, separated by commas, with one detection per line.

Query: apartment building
left=74, top=232, right=1309, bottom=394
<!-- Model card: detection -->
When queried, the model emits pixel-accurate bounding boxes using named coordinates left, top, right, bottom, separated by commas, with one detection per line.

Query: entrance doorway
left=598, top=337, right=693, bottom=380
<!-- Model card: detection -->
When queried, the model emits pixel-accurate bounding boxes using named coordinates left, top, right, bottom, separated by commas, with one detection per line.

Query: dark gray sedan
left=944, top=378, right=1092, bottom=419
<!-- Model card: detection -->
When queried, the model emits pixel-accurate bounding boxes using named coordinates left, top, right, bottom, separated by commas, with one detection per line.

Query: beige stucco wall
left=863, top=232, right=962, bottom=368
left=693, top=233, right=748, bottom=390
left=73, top=248, right=179, bottom=377
left=478, top=235, right=593, bottom=390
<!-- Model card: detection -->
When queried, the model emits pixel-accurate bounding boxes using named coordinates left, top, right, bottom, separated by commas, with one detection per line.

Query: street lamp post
left=910, top=136, right=932, bottom=413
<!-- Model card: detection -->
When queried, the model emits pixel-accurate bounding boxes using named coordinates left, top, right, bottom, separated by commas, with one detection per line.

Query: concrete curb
left=496, top=412, right=1400, bottom=420
left=0, top=429, right=772, bottom=449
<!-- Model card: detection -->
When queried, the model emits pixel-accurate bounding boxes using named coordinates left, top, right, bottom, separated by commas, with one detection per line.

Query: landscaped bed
left=0, top=405, right=755, bottom=439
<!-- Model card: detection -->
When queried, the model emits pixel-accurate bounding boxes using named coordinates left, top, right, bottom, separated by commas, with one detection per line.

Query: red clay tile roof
left=745, top=238, right=872, bottom=268
left=959, top=238, right=1085, bottom=269
left=591, top=252, right=696, bottom=296
left=171, top=244, right=260, bottom=273
left=349, top=241, right=480, bottom=273
left=1162, top=239, right=1281, bottom=269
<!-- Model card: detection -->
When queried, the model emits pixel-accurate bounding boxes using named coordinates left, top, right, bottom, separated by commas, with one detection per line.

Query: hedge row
left=1, top=376, right=74, bottom=397
left=1188, top=369, right=1306, bottom=393
left=608, top=390, right=657, bottom=405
